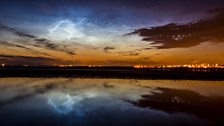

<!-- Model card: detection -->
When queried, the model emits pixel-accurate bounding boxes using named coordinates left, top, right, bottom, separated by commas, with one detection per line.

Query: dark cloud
left=128, top=8, right=224, bottom=49
left=0, top=54, right=74, bottom=65
left=136, top=47, right=153, bottom=52
left=33, top=38, right=76, bottom=55
left=0, top=41, right=29, bottom=49
left=34, top=38, right=76, bottom=55
left=142, top=48, right=152, bottom=50
left=119, top=51, right=139, bottom=56
left=103, top=46, right=115, bottom=52
left=0, top=24, right=36, bottom=39
left=34, top=38, right=49, bottom=43
left=0, top=41, right=50, bottom=56
left=0, top=24, right=76, bottom=55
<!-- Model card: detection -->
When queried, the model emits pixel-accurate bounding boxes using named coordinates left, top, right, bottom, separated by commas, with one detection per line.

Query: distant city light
left=133, top=64, right=224, bottom=69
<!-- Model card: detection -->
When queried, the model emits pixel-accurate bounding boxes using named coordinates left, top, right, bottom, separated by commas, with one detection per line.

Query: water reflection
left=0, top=78, right=223, bottom=126
left=128, top=87, right=224, bottom=125
left=48, top=93, right=75, bottom=114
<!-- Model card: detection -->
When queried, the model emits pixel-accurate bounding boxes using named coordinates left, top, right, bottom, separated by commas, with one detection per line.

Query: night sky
left=0, top=0, right=224, bottom=65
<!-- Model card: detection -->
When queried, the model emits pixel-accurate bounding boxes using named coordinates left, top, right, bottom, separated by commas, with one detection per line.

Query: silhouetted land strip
left=0, top=66, right=224, bottom=80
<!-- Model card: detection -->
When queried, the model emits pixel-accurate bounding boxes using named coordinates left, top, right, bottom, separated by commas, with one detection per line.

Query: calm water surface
left=0, top=78, right=224, bottom=126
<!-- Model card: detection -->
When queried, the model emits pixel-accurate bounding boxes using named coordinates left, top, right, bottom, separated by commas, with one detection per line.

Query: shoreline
left=0, top=67, right=224, bottom=80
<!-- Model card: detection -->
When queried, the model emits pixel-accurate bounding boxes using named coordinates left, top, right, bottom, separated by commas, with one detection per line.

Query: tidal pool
left=0, top=78, right=224, bottom=126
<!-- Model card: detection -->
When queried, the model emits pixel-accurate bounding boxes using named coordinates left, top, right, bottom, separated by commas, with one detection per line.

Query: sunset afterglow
left=1, top=0, right=224, bottom=66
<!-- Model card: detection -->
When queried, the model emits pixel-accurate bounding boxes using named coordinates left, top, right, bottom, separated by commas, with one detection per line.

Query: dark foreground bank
left=0, top=66, right=224, bottom=80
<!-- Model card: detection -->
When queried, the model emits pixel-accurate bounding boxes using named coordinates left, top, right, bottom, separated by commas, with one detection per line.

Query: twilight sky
left=0, top=0, right=224, bottom=66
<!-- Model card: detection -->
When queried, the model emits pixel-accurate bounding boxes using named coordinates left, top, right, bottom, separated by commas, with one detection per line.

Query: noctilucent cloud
left=0, top=0, right=224, bottom=65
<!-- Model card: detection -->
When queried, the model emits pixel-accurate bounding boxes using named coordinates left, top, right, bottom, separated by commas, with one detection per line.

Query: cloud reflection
left=0, top=78, right=224, bottom=125
left=48, top=93, right=75, bottom=114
